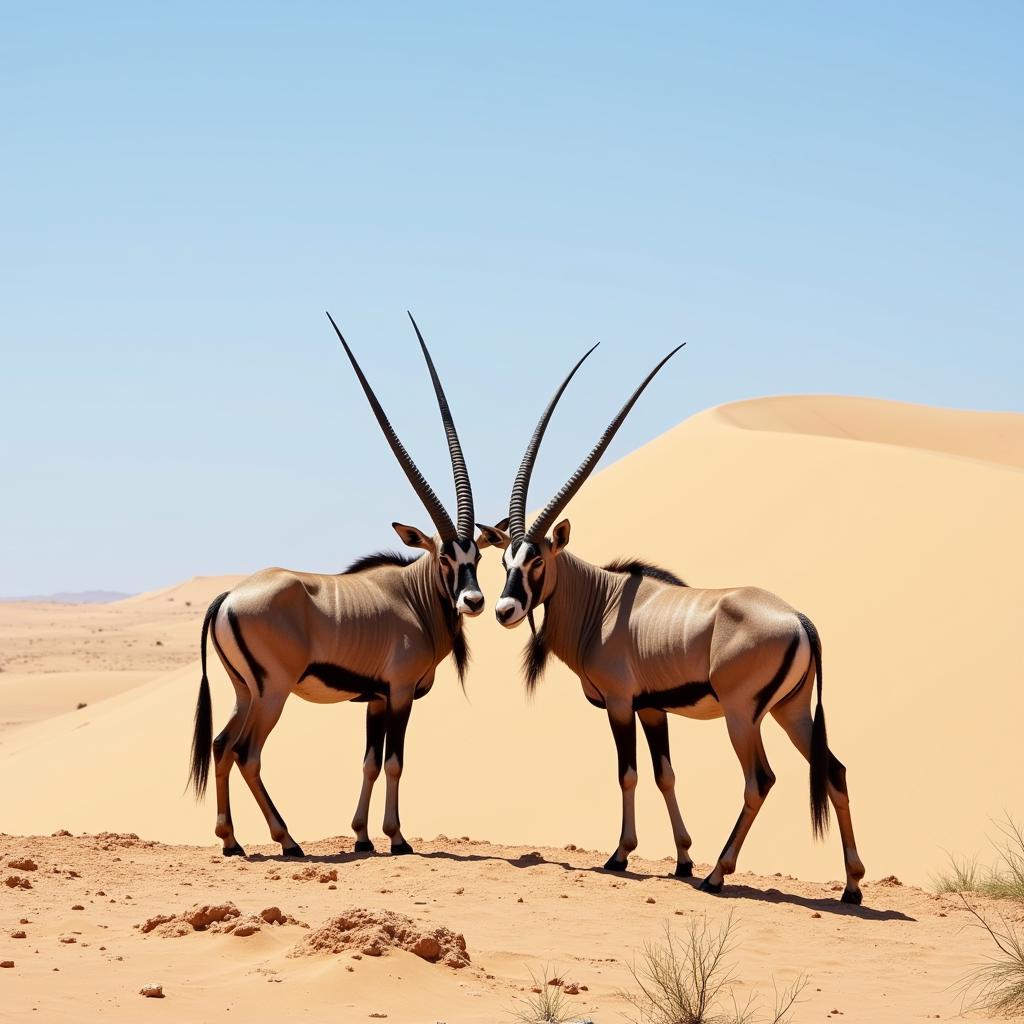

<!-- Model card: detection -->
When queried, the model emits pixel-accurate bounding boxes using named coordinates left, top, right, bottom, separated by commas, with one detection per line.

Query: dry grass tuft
left=509, top=965, right=570, bottom=1024
left=618, top=914, right=807, bottom=1024
left=957, top=896, right=1024, bottom=1017
left=934, top=816, right=1024, bottom=902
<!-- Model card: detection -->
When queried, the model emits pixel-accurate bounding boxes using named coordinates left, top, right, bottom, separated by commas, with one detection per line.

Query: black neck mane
left=342, top=550, right=420, bottom=574
left=602, top=557, right=687, bottom=588
left=522, top=618, right=550, bottom=695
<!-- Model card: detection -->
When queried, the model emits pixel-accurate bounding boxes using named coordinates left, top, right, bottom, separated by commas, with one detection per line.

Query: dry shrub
left=957, top=897, right=1024, bottom=1017
left=509, top=965, right=570, bottom=1024
left=619, top=915, right=807, bottom=1024
left=934, top=815, right=1024, bottom=902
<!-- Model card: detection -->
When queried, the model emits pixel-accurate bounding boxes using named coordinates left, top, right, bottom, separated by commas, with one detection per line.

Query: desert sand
left=2, top=394, right=1022, bottom=1021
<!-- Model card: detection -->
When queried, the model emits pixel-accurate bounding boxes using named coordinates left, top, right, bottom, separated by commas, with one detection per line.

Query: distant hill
left=1, top=590, right=133, bottom=605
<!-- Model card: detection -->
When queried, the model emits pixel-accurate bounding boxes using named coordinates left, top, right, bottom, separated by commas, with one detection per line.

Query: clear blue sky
left=2, top=3, right=1021, bottom=596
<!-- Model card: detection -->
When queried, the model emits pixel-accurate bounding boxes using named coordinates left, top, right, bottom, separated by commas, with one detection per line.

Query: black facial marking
left=300, top=663, right=390, bottom=701
left=632, top=681, right=717, bottom=712
left=752, top=634, right=801, bottom=720
left=226, top=608, right=266, bottom=697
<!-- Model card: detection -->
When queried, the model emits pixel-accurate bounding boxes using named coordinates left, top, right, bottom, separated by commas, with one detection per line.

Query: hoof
left=281, top=844, right=305, bottom=858
left=603, top=855, right=629, bottom=872
left=353, top=839, right=375, bottom=853
left=674, top=861, right=694, bottom=879
left=698, top=875, right=723, bottom=895
left=840, top=887, right=863, bottom=905
left=390, top=841, right=414, bottom=856
left=222, top=842, right=246, bottom=858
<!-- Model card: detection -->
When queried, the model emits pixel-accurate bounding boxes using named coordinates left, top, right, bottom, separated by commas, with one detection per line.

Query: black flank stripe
left=633, top=681, right=717, bottom=712
left=226, top=608, right=267, bottom=697
left=752, top=634, right=801, bottom=720
left=300, top=663, right=389, bottom=702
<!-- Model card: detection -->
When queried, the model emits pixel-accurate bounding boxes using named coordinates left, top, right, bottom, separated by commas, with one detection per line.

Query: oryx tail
left=798, top=611, right=831, bottom=841
left=189, top=590, right=231, bottom=800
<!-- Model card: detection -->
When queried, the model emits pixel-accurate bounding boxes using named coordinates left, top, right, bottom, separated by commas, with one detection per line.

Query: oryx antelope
left=188, top=312, right=499, bottom=858
left=480, top=346, right=866, bottom=903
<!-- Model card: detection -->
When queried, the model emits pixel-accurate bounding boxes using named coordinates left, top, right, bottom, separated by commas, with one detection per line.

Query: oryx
left=188, top=312, right=499, bottom=858
left=479, top=346, right=866, bottom=903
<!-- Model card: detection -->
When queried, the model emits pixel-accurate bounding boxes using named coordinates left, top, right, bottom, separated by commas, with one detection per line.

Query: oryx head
left=481, top=341, right=685, bottom=629
left=328, top=311, right=493, bottom=617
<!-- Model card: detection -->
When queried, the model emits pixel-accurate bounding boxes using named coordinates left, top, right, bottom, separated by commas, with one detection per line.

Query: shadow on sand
left=245, top=845, right=914, bottom=923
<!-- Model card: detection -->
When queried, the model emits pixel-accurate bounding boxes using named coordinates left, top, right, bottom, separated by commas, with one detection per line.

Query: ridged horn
left=407, top=312, right=474, bottom=539
left=326, top=311, right=456, bottom=542
left=526, top=343, right=685, bottom=542
left=508, top=344, right=599, bottom=543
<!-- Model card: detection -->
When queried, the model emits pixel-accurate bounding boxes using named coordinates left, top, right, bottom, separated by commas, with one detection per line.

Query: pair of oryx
left=188, top=313, right=866, bottom=904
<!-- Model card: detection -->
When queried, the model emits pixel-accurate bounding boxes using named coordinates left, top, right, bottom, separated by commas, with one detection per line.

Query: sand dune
left=2, top=396, right=1022, bottom=894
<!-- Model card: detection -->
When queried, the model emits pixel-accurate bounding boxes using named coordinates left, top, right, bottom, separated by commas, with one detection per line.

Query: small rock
left=563, top=982, right=580, bottom=995
left=0, top=961, right=14, bottom=969
left=232, top=923, right=260, bottom=937
left=5, top=875, right=32, bottom=889
left=59, top=935, right=77, bottom=944
left=72, top=904, right=85, bottom=911
left=7, top=858, right=38, bottom=872
left=368, top=1014, right=387, bottom=1019
left=139, top=983, right=164, bottom=998
left=811, top=912, right=822, bottom=919
left=11, top=930, right=27, bottom=939
left=76, top=702, right=88, bottom=709
left=876, top=875, right=903, bottom=887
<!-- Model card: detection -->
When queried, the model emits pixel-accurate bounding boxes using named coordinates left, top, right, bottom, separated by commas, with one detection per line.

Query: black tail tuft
left=798, top=612, right=831, bottom=841
left=188, top=591, right=230, bottom=800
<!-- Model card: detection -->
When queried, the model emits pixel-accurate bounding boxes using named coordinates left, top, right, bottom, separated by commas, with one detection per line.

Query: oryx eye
left=530, top=557, right=543, bottom=570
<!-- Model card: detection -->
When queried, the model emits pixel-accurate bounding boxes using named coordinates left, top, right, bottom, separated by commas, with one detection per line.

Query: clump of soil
left=7, top=858, right=38, bottom=871
left=290, top=865, right=337, bottom=883
left=291, top=907, right=469, bottom=968
left=91, top=833, right=156, bottom=851
left=876, top=875, right=903, bottom=887
left=4, top=875, right=32, bottom=889
left=140, top=903, right=304, bottom=938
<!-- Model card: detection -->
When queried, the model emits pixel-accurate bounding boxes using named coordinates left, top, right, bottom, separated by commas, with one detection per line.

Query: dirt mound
left=290, top=907, right=469, bottom=968
left=91, top=832, right=156, bottom=851
left=140, top=903, right=304, bottom=938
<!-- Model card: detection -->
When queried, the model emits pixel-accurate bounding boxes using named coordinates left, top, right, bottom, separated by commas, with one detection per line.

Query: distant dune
left=2, top=395, right=1021, bottom=892
left=1, top=589, right=132, bottom=604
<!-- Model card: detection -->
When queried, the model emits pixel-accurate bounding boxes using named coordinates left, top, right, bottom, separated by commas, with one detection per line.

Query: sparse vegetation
left=509, top=965, right=570, bottom=1023
left=934, top=816, right=1024, bottom=902
left=957, top=897, right=1024, bottom=1017
left=618, top=915, right=807, bottom=1024
left=938, top=816, right=1024, bottom=1017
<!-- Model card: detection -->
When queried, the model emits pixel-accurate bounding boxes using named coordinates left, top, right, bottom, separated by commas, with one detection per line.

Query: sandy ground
left=2, top=395, right=1022, bottom=1021
left=0, top=831, right=1013, bottom=1023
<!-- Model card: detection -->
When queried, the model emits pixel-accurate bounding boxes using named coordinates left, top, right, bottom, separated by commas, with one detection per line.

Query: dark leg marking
left=752, top=634, right=800, bottom=720
left=226, top=608, right=267, bottom=697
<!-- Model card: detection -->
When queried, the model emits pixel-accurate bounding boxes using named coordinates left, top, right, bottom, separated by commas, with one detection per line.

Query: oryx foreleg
left=638, top=708, right=694, bottom=878
left=381, top=695, right=414, bottom=855
left=236, top=692, right=304, bottom=857
left=700, top=713, right=775, bottom=894
left=351, top=698, right=387, bottom=852
left=604, top=702, right=638, bottom=871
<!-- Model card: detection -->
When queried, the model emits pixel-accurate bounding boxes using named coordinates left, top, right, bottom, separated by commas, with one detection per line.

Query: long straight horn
left=508, top=343, right=599, bottom=543
left=407, top=312, right=474, bottom=539
left=326, top=311, right=457, bottom=542
left=526, top=343, right=686, bottom=542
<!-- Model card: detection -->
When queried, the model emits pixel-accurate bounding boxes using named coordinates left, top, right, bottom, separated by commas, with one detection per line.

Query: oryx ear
left=392, top=522, right=435, bottom=551
left=475, top=519, right=511, bottom=550
left=550, top=518, right=571, bottom=555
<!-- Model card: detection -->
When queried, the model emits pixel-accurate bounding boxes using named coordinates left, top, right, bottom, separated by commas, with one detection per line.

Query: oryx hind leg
left=603, top=702, right=639, bottom=871
left=209, top=633, right=252, bottom=857
left=235, top=691, right=304, bottom=856
left=351, top=698, right=387, bottom=852
left=637, top=708, right=694, bottom=877
left=700, top=714, right=775, bottom=894
left=771, top=698, right=865, bottom=902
